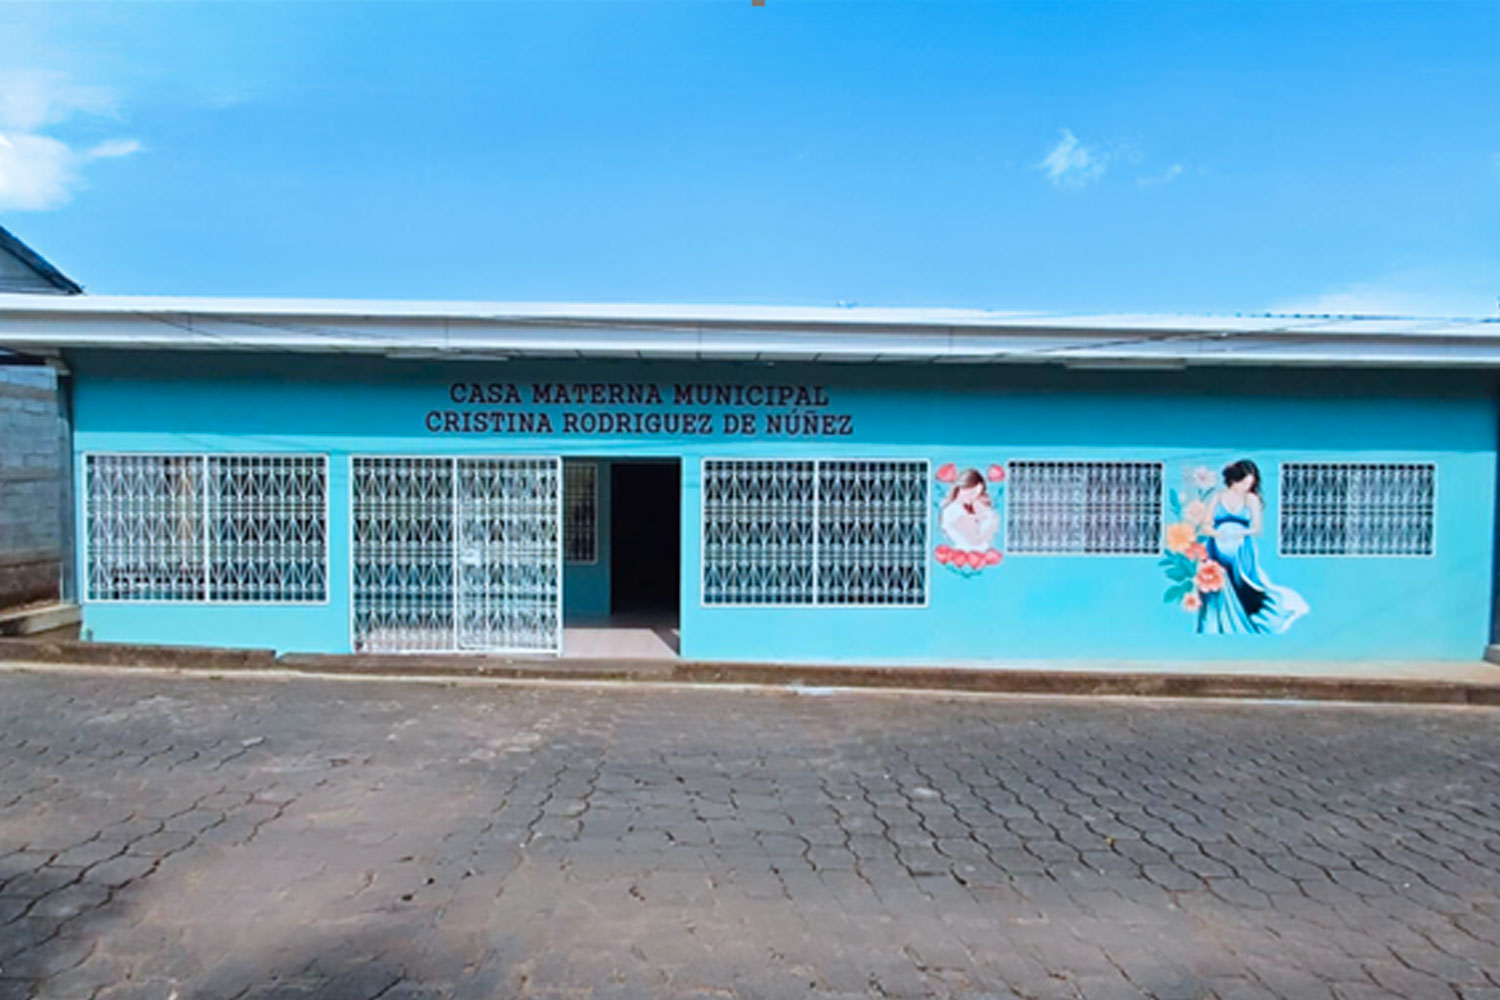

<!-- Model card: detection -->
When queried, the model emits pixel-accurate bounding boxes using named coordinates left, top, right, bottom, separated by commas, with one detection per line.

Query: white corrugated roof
left=1, top=293, right=1497, bottom=367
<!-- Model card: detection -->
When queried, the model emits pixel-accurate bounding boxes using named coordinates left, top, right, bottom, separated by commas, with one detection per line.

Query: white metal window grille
left=563, top=461, right=598, bottom=563
left=702, top=459, right=927, bottom=606
left=352, top=458, right=454, bottom=653
left=86, top=455, right=206, bottom=601
left=85, top=454, right=327, bottom=602
left=351, top=456, right=561, bottom=654
left=817, top=460, right=928, bottom=605
left=208, top=456, right=328, bottom=601
left=1280, top=463, right=1436, bottom=556
left=455, top=459, right=561, bottom=651
left=703, top=460, right=815, bottom=605
left=1006, top=461, right=1163, bottom=554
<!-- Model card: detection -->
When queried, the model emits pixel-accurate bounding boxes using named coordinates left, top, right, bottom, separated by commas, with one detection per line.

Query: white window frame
left=82, top=451, right=330, bottom=605
left=1002, top=459, right=1165, bottom=557
left=699, top=457, right=930, bottom=609
left=1277, top=461, right=1438, bottom=558
left=563, top=460, right=599, bottom=565
left=347, top=454, right=564, bottom=656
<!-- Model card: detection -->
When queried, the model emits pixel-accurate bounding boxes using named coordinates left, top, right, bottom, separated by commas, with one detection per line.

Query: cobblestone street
left=0, top=669, right=1497, bottom=1000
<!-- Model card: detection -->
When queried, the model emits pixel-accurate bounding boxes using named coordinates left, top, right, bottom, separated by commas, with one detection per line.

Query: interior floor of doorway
left=562, top=621, right=679, bottom=660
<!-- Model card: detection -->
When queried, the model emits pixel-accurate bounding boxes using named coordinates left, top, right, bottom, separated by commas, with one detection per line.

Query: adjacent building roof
left=0, top=292, right=1497, bottom=367
left=0, top=227, right=82, bottom=295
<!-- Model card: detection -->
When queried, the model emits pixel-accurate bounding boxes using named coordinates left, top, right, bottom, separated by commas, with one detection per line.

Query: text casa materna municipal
left=427, top=381, right=856, bottom=438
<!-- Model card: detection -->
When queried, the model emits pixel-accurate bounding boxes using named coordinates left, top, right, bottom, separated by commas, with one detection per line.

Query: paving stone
left=80, top=854, right=158, bottom=889
left=0, top=671, right=1494, bottom=999
left=51, top=839, right=126, bottom=869
left=124, top=830, right=195, bottom=856
left=25, top=882, right=109, bottom=921
left=0, top=899, right=29, bottom=925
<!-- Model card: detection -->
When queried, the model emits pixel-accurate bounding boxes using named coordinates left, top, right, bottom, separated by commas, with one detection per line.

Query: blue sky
left=0, top=1, right=1496, bottom=315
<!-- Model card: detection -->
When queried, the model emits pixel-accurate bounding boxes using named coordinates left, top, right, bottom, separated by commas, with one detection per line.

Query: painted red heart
left=984, top=548, right=1002, bottom=565
left=936, top=463, right=957, bottom=483
left=987, top=464, right=1006, bottom=482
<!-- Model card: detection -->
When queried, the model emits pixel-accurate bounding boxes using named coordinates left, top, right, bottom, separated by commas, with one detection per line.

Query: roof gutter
left=1, top=297, right=1498, bottom=368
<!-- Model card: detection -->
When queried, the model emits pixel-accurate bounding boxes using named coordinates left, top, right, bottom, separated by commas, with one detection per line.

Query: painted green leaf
left=1163, top=581, right=1193, bottom=602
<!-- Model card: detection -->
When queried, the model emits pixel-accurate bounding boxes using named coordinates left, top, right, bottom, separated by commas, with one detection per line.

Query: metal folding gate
left=351, top=456, right=562, bottom=654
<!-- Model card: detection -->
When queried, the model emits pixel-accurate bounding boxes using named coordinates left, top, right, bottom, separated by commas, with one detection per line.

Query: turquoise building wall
left=68, top=351, right=1499, bottom=663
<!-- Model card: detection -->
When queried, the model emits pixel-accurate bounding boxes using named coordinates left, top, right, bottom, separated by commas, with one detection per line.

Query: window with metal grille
left=563, top=462, right=598, bottom=563
left=702, top=459, right=927, bottom=606
left=1279, top=463, right=1435, bottom=556
left=817, top=460, right=928, bottom=605
left=85, top=454, right=327, bottom=602
left=1006, top=461, right=1163, bottom=554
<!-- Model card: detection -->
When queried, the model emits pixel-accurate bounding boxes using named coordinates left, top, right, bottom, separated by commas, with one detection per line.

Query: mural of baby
left=940, top=467, right=1000, bottom=551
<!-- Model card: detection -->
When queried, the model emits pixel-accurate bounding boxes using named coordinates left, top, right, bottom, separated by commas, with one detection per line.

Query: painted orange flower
left=1184, top=542, right=1207, bottom=561
left=1164, top=521, right=1197, bottom=553
left=1181, top=592, right=1202, bottom=612
left=1194, top=559, right=1227, bottom=593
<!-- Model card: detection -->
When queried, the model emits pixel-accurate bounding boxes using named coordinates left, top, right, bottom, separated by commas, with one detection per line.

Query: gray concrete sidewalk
left=4, top=637, right=1500, bottom=706
left=0, top=669, right=1498, bottom=999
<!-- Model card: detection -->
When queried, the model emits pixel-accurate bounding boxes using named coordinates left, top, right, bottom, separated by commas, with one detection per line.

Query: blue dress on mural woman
left=1199, top=498, right=1309, bottom=635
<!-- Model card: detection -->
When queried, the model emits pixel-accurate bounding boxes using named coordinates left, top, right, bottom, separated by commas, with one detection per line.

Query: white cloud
left=1037, top=129, right=1107, bottom=188
left=86, top=138, right=142, bottom=160
left=0, top=69, right=139, bottom=212
left=1270, top=268, right=1499, bottom=318
left=0, top=132, right=77, bottom=211
left=1137, top=163, right=1184, bottom=187
left=0, top=70, right=117, bottom=132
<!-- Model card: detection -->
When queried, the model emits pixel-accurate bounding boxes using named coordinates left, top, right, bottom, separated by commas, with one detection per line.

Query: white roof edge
left=1, top=293, right=1498, bottom=367
left=0, top=292, right=1495, bottom=328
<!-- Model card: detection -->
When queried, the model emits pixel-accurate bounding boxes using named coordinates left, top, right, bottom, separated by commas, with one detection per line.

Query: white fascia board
left=1, top=293, right=1499, bottom=367
left=0, top=293, right=1035, bottom=326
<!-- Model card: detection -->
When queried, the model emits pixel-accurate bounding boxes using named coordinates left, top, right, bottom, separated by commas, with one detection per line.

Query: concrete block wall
left=0, top=366, right=63, bottom=607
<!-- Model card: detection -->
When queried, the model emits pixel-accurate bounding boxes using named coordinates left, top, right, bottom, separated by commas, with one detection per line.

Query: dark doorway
left=610, top=461, right=681, bottom=622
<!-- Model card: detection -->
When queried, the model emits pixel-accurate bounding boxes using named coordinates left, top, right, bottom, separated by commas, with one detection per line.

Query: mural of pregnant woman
left=1161, top=459, right=1309, bottom=634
